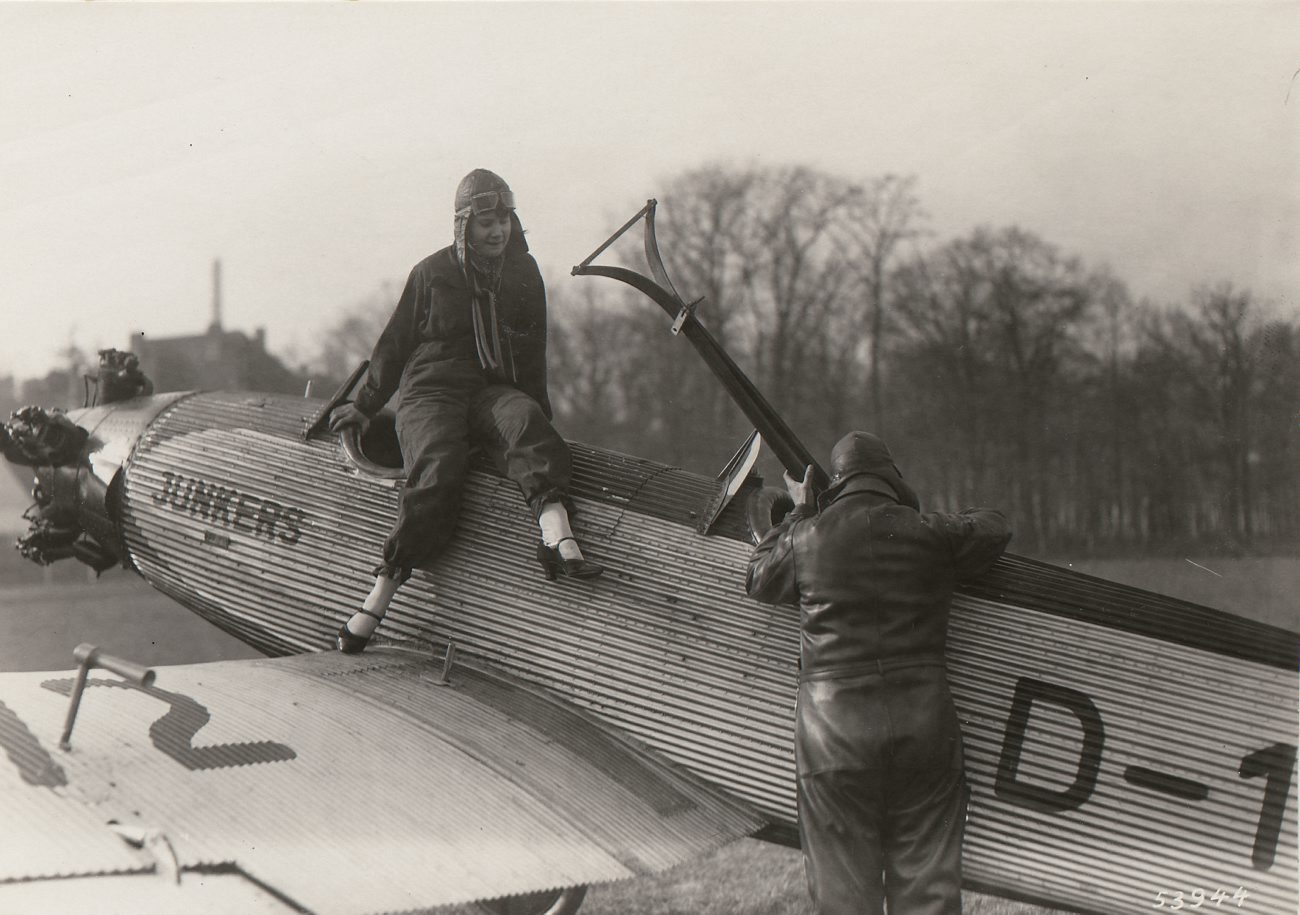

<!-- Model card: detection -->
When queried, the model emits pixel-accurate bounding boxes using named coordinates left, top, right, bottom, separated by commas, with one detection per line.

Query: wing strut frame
left=573, top=200, right=829, bottom=491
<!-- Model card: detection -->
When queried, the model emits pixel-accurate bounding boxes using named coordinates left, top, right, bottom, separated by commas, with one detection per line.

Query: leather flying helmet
left=452, top=168, right=527, bottom=267
left=454, top=169, right=515, bottom=218
left=824, top=431, right=921, bottom=510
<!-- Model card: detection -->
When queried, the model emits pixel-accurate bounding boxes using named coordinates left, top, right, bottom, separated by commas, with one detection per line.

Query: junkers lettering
left=152, top=470, right=305, bottom=545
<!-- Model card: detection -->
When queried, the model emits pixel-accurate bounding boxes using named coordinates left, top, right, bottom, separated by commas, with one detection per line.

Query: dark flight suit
left=352, top=238, right=570, bottom=580
left=747, top=477, right=1011, bottom=915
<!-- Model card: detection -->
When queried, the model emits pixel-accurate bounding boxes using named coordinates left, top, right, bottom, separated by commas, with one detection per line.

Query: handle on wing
left=60, top=643, right=156, bottom=750
left=73, top=643, right=156, bottom=686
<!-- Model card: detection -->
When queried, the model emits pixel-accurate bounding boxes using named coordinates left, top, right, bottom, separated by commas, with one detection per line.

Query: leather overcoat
left=746, top=476, right=1011, bottom=775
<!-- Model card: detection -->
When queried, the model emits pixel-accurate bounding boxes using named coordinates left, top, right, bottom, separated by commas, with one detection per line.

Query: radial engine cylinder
left=2, top=355, right=180, bottom=573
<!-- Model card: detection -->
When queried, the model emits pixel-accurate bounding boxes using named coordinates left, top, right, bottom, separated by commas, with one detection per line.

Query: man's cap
left=824, top=431, right=920, bottom=510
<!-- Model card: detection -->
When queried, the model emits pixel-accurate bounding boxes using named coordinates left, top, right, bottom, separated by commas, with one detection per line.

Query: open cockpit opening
left=340, top=410, right=405, bottom=478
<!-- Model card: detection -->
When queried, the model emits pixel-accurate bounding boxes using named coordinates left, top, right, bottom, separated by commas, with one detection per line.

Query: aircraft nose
left=3, top=393, right=188, bottom=571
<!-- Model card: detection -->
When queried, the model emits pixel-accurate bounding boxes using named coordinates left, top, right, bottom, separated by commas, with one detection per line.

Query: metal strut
left=572, top=200, right=830, bottom=491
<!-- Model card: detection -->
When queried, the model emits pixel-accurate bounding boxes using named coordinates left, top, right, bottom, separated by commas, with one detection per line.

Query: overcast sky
left=1, top=1, right=1296, bottom=382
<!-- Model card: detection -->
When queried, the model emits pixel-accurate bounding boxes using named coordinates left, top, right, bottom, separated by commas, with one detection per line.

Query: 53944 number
left=1153, top=887, right=1250, bottom=909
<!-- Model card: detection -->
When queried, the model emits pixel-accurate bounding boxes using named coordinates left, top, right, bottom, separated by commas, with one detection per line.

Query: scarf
left=466, top=249, right=516, bottom=383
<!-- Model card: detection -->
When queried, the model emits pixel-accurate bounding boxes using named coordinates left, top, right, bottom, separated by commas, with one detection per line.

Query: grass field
left=2, top=557, right=1295, bottom=914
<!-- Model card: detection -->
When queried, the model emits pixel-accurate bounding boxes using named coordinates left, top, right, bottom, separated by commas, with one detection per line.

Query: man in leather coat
left=747, top=432, right=1011, bottom=915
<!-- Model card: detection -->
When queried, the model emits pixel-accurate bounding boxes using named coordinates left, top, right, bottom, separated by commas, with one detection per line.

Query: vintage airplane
left=1, top=202, right=1296, bottom=915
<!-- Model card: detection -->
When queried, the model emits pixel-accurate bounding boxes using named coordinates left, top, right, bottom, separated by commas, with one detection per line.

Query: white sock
left=347, top=575, right=400, bottom=636
left=538, top=502, right=584, bottom=561
left=363, top=574, right=400, bottom=613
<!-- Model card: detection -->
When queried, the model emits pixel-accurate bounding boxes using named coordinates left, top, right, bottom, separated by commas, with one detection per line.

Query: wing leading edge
left=0, top=646, right=764, bottom=914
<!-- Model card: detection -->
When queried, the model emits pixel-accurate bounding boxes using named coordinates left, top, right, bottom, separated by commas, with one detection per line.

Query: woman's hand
left=328, top=402, right=371, bottom=434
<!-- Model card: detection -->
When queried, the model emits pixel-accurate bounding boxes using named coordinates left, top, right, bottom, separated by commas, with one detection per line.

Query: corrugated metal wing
left=0, top=648, right=762, bottom=915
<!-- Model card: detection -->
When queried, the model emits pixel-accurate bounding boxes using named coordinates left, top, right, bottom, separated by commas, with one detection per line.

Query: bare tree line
left=545, top=164, right=1297, bottom=557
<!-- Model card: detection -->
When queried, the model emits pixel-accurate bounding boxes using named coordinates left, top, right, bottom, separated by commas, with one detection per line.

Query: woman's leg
left=340, top=573, right=402, bottom=644
left=470, top=385, right=571, bottom=506
left=470, top=385, right=601, bottom=576
left=340, top=384, right=473, bottom=650
left=537, top=500, right=583, bottom=561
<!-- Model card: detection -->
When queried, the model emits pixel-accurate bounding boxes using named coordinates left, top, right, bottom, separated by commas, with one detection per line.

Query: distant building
left=129, top=259, right=308, bottom=396
left=130, top=326, right=306, bottom=395
left=3, top=368, right=81, bottom=415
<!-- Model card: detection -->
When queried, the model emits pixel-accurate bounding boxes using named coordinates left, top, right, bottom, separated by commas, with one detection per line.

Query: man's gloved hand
left=328, top=402, right=371, bottom=435
left=784, top=464, right=815, bottom=511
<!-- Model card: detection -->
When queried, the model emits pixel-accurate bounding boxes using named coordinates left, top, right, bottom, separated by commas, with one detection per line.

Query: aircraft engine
left=2, top=352, right=174, bottom=573
left=3, top=405, right=121, bottom=571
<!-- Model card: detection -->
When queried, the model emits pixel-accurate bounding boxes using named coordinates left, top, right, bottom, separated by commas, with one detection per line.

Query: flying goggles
left=462, top=190, right=515, bottom=216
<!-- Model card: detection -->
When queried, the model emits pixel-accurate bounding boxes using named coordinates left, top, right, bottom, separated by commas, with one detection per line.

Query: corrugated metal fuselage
left=78, top=391, right=1298, bottom=914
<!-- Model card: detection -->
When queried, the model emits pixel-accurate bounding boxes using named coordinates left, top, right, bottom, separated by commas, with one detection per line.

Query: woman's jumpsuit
left=351, top=237, right=570, bottom=581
